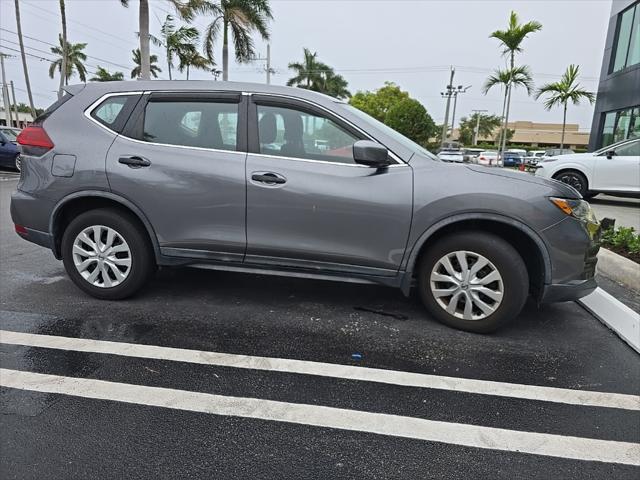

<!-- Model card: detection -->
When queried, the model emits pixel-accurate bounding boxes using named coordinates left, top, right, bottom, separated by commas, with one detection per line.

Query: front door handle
left=118, top=155, right=151, bottom=168
left=251, top=172, right=286, bottom=185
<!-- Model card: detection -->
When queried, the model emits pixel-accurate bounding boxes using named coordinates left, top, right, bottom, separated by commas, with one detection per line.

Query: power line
left=20, top=0, right=134, bottom=49
left=0, top=28, right=133, bottom=71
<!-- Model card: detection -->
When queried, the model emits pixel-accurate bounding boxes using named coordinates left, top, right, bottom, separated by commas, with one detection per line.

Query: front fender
left=399, top=212, right=553, bottom=296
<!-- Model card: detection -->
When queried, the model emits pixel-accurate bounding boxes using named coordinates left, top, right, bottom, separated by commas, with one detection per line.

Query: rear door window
left=142, top=99, right=238, bottom=151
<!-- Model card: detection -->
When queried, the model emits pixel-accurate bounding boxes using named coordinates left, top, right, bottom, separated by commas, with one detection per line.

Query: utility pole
left=450, top=85, right=471, bottom=141
left=440, top=66, right=455, bottom=148
left=472, top=109, right=488, bottom=146
left=10, top=81, right=20, bottom=127
left=266, top=44, right=273, bottom=85
left=0, top=53, right=13, bottom=127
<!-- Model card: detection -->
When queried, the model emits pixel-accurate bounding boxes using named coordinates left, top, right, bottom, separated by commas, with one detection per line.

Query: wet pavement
left=1, top=173, right=639, bottom=479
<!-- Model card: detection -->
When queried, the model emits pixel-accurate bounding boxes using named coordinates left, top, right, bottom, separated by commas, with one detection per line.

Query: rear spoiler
left=63, top=84, right=86, bottom=96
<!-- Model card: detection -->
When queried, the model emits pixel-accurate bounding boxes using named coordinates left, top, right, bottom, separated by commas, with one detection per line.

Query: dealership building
left=589, top=0, right=640, bottom=150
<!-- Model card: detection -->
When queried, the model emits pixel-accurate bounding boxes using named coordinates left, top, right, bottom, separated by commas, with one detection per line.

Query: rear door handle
left=118, top=155, right=151, bottom=168
left=251, top=172, right=286, bottom=185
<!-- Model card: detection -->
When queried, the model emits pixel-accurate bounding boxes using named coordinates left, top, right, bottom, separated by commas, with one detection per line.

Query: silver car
left=11, top=81, right=600, bottom=333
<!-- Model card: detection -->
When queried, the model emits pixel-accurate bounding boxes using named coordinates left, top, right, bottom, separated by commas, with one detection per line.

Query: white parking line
left=1, top=368, right=638, bottom=465
left=1, top=329, right=638, bottom=411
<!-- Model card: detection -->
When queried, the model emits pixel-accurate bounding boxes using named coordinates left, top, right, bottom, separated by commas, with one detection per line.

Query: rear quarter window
left=89, top=94, right=141, bottom=133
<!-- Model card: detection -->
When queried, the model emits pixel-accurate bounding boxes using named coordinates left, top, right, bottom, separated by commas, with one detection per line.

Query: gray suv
left=11, top=81, right=600, bottom=332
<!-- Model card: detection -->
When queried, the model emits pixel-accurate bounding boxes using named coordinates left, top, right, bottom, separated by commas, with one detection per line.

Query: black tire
left=61, top=208, right=155, bottom=300
left=418, top=232, right=529, bottom=333
left=553, top=170, right=590, bottom=197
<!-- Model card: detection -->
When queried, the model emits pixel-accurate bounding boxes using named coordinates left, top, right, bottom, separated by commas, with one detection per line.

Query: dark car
left=502, top=151, right=524, bottom=167
left=11, top=81, right=601, bottom=333
left=0, top=127, right=21, bottom=171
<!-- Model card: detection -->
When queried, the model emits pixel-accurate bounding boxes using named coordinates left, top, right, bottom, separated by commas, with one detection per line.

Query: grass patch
left=601, top=226, right=640, bottom=264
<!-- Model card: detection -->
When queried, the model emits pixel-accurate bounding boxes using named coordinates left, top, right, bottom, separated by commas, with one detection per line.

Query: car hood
left=464, top=165, right=580, bottom=198
left=542, top=152, right=593, bottom=162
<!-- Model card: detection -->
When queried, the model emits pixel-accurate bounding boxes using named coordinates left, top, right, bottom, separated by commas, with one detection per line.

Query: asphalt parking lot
left=0, top=172, right=639, bottom=479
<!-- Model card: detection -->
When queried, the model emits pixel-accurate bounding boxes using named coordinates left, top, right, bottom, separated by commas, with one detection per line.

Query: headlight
left=550, top=197, right=600, bottom=238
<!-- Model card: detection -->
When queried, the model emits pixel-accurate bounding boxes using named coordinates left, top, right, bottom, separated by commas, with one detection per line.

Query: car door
left=104, top=91, right=248, bottom=262
left=244, top=95, right=413, bottom=276
left=592, top=139, right=640, bottom=192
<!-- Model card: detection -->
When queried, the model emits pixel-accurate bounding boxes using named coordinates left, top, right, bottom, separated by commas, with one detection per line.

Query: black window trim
left=248, top=93, right=404, bottom=165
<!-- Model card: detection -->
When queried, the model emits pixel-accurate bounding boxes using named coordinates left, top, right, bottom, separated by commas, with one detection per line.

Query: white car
left=437, top=149, right=464, bottom=162
left=476, top=150, right=501, bottom=166
left=535, top=138, right=640, bottom=198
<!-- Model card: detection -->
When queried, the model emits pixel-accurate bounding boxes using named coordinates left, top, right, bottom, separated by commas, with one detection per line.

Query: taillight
left=17, top=125, right=54, bottom=155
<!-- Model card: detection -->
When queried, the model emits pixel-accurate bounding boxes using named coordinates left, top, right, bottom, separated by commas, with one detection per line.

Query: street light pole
left=472, top=109, right=488, bottom=146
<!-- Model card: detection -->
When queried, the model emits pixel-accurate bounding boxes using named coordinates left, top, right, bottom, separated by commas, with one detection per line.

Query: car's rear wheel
left=61, top=209, right=155, bottom=300
left=15, top=155, right=21, bottom=172
left=418, top=232, right=529, bottom=333
left=553, top=170, right=590, bottom=197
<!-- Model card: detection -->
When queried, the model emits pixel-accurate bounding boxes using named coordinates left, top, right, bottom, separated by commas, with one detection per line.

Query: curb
left=579, top=288, right=640, bottom=354
left=597, top=248, right=639, bottom=292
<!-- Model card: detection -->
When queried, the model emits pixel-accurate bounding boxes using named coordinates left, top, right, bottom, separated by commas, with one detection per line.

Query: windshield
left=342, top=104, right=440, bottom=161
left=1, top=129, right=19, bottom=141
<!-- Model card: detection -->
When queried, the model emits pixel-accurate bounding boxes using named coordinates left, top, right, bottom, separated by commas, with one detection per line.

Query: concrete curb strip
left=597, top=248, right=639, bottom=293
left=579, top=288, right=640, bottom=354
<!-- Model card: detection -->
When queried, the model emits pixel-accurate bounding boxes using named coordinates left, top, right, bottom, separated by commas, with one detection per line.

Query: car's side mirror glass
left=353, top=140, right=390, bottom=168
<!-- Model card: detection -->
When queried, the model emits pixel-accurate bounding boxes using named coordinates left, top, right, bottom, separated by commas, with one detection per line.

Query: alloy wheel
left=556, top=173, right=584, bottom=194
left=430, top=250, right=504, bottom=320
left=72, top=225, right=132, bottom=288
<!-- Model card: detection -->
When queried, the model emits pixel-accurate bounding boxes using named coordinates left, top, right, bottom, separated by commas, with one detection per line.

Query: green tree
left=482, top=66, right=533, bottom=147
left=201, top=0, right=273, bottom=81
left=131, top=48, right=162, bottom=79
left=120, top=0, right=202, bottom=80
left=489, top=11, right=542, bottom=152
left=535, top=64, right=595, bottom=149
left=287, top=48, right=350, bottom=99
left=349, top=82, right=409, bottom=123
left=90, top=66, right=125, bottom=82
left=457, top=113, right=502, bottom=145
left=49, top=35, right=88, bottom=84
left=178, top=47, right=212, bottom=79
left=158, top=15, right=199, bottom=80
left=385, top=98, right=436, bottom=145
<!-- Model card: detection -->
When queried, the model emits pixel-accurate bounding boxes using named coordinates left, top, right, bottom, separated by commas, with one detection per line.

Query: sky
left=0, top=0, right=613, bottom=130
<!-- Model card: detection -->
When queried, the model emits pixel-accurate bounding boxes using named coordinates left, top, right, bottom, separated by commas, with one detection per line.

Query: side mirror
left=606, top=150, right=615, bottom=159
left=353, top=140, right=390, bottom=167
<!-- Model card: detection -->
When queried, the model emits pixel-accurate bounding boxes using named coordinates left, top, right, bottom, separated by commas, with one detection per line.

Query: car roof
left=65, top=80, right=343, bottom=106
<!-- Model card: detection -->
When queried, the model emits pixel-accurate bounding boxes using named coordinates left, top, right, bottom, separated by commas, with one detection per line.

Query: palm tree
left=14, top=0, right=36, bottom=117
left=489, top=11, right=542, bottom=154
left=159, top=15, right=199, bottom=80
left=319, top=71, right=350, bottom=99
left=483, top=66, right=534, bottom=146
left=90, top=66, right=125, bottom=82
left=178, top=47, right=211, bottom=79
left=287, top=48, right=328, bottom=89
left=131, top=49, right=162, bottom=79
left=120, top=0, right=200, bottom=80
left=58, top=0, right=68, bottom=98
left=49, top=35, right=88, bottom=84
left=201, top=0, right=273, bottom=81
left=535, top=65, right=595, bottom=149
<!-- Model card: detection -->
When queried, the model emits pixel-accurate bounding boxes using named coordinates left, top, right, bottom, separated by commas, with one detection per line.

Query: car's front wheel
left=418, top=232, right=529, bottom=333
left=61, top=208, right=155, bottom=300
